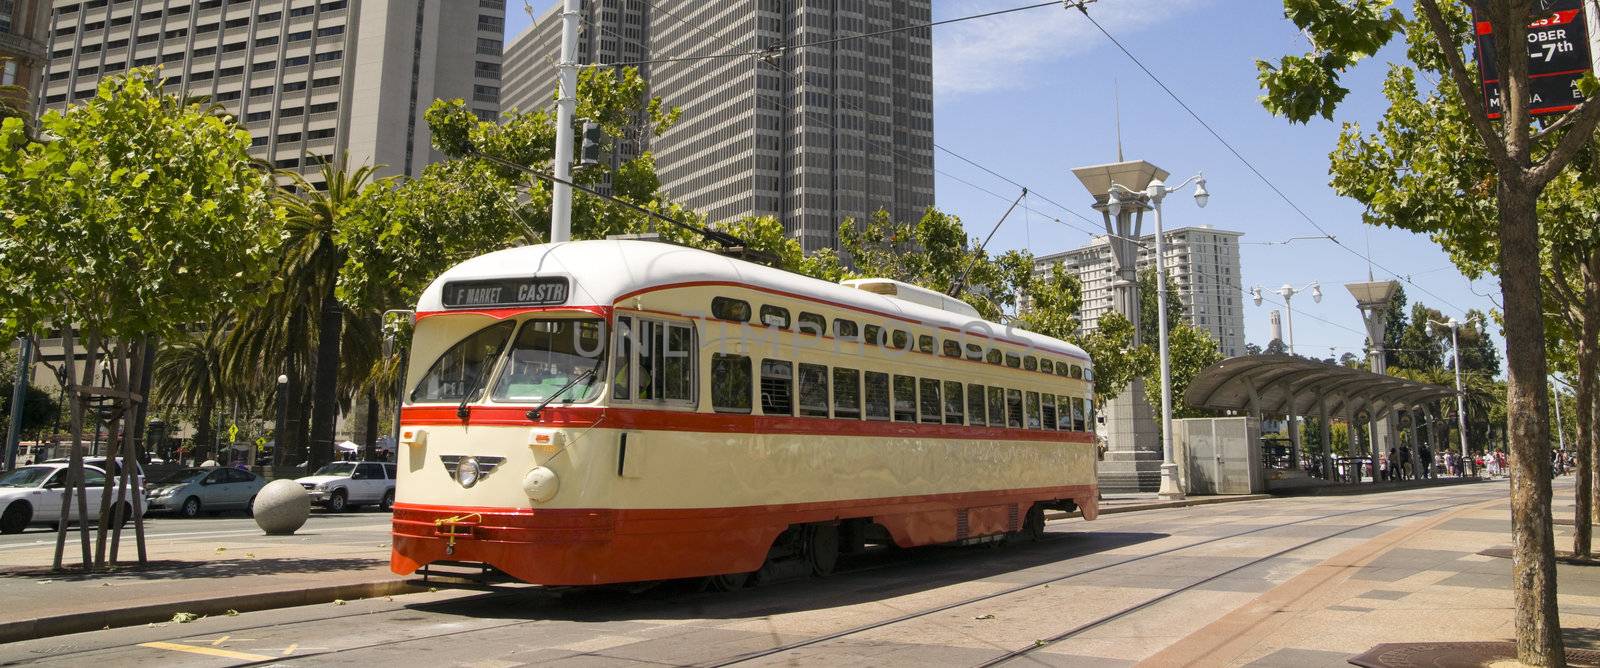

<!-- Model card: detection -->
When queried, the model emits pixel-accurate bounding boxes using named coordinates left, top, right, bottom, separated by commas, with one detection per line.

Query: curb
left=0, top=578, right=422, bottom=645
left=1046, top=494, right=1274, bottom=521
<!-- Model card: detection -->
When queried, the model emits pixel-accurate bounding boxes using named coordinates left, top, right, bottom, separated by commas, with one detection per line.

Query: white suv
left=295, top=461, right=396, bottom=513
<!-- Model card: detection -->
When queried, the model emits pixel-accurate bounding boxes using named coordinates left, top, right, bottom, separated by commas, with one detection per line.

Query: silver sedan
left=145, top=467, right=267, bottom=517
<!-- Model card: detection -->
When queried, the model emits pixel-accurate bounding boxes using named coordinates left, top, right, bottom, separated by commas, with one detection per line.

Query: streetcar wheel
left=1023, top=505, right=1046, bottom=542
left=707, top=572, right=751, bottom=591
left=807, top=524, right=840, bottom=576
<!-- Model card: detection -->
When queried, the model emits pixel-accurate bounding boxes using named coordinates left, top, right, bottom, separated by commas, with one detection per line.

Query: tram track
left=0, top=488, right=1502, bottom=667
left=700, top=489, right=1505, bottom=667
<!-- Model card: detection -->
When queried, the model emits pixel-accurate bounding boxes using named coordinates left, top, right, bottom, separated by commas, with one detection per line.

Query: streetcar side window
left=759, top=304, right=790, bottom=329
left=797, top=312, right=826, bottom=336
left=917, top=335, right=935, bottom=354
left=636, top=320, right=695, bottom=406
left=966, top=343, right=983, bottom=361
left=967, top=383, right=986, bottom=426
left=918, top=378, right=941, bottom=424
left=943, top=380, right=964, bottom=425
left=1086, top=398, right=1097, bottom=432
left=892, top=375, right=916, bottom=422
left=409, top=321, right=515, bottom=403
left=1040, top=359, right=1053, bottom=375
left=985, top=349, right=1002, bottom=365
left=1041, top=395, right=1058, bottom=431
left=613, top=316, right=632, bottom=401
left=760, top=359, right=793, bottom=415
left=942, top=339, right=961, bottom=358
left=1073, top=397, right=1087, bottom=432
left=987, top=386, right=1005, bottom=427
left=1070, top=365, right=1084, bottom=379
left=1006, top=389, right=1024, bottom=428
left=863, top=324, right=884, bottom=346
left=797, top=363, right=830, bottom=417
left=833, top=319, right=859, bottom=340
left=712, top=297, right=751, bottom=323
left=891, top=329, right=910, bottom=351
left=1025, top=391, right=1042, bottom=429
left=1023, top=356, right=1038, bottom=372
left=1084, top=367, right=1094, bottom=382
left=833, top=367, right=861, bottom=419
left=864, top=371, right=891, bottom=420
left=1056, top=395, right=1074, bottom=430
left=710, top=354, right=751, bottom=413
left=1005, top=354, right=1022, bottom=369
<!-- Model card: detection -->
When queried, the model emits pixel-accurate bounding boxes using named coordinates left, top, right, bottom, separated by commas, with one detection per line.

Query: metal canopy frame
left=1185, top=355, right=1454, bottom=417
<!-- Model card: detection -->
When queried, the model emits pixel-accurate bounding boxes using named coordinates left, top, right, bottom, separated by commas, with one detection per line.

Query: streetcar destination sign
left=1476, top=0, right=1600, bottom=118
left=441, top=277, right=570, bottom=308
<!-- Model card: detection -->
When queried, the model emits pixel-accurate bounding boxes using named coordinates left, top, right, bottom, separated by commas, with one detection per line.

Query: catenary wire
left=1069, top=3, right=1475, bottom=317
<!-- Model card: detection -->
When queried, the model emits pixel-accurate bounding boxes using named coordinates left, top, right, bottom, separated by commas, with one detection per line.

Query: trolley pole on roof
left=550, top=0, right=581, bottom=243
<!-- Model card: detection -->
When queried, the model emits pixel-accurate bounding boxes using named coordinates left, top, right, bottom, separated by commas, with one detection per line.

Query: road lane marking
left=209, top=635, right=228, bottom=646
left=139, top=641, right=273, bottom=661
left=283, top=643, right=298, bottom=655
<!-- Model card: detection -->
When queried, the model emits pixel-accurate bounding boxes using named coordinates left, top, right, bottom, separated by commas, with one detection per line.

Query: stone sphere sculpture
left=253, top=478, right=311, bottom=535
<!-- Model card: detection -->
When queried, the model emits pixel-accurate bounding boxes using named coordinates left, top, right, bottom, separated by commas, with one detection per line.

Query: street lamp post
left=1108, top=172, right=1209, bottom=501
left=1251, top=282, right=1323, bottom=354
left=275, top=373, right=288, bottom=471
left=1430, top=318, right=1473, bottom=477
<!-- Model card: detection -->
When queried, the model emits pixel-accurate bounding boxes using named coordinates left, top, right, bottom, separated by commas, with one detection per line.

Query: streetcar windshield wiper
left=524, top=367, right=598, bottom=422
left=456, top=370, right=492, bottom=421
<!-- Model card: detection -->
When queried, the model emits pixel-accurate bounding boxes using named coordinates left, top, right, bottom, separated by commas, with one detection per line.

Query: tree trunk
left=1498, top=182, right=1565, bottom=665
left=362, top=389, right=378, bottom=462
left=281, top=307, right=308, bottom=468
left=195, top=388, right=214, bottom=467
left=1573, top=336, right=1594, bottom=558
left=308, top=278, right=343, bottom=470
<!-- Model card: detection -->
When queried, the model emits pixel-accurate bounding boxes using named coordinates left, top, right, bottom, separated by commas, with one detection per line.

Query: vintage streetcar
left=390, top=239, right=1099, bottom=586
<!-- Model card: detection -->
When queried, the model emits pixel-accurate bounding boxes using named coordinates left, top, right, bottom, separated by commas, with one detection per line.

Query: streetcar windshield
left=410, top=321, right=516, bottom=403
left=492, top=318, right=607, bottom=404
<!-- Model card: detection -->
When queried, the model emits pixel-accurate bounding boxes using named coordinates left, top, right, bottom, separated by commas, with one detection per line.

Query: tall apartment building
left=1, top=0, right=52, bottom=98
left=39, top=0, right=507, bottom=182
left=1035, top=225, right=1247, bottom=357
left=502, top=0, right=936, bottom=253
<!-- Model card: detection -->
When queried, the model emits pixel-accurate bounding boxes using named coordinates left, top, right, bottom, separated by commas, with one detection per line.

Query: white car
left=0, top=462, right=147, bottom=534
left=296, top=461, right=396, bottom=513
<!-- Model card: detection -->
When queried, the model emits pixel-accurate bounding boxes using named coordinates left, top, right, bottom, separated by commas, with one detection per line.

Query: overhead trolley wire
left=1068, top=3, right=1474, bottom=317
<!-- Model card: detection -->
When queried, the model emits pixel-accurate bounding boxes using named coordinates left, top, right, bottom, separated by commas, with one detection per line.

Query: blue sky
left=505, top=1, right=1504, bottom=365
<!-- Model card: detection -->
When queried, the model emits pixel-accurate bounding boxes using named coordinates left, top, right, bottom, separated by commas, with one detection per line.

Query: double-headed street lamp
left=1251, top=282, right=1322, bottom=353
left=1429, top=317, right=1476, bottom=475
left=1107, top=172, right=1209, bottom=501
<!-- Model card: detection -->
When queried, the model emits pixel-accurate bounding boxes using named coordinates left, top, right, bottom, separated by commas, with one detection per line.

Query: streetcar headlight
left=522, top=466, right=559, bottom=502
left=457, top=457, right=481, bottom=488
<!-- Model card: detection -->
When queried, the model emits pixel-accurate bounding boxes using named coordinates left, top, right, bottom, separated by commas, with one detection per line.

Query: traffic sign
left=1476, top=0, right=1597, bottom=118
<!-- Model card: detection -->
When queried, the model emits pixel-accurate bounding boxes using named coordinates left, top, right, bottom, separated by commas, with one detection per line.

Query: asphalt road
left=0, top=510, right=393, bottom=551
left=0, top=483, right=1509, bottom=668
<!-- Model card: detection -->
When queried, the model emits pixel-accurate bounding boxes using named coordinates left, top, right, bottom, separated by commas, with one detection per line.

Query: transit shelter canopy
left=1184, top=354, right=1454, bottom=417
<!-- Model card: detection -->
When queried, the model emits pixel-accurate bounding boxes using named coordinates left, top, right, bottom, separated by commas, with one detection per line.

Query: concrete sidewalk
left=1140, top=477, right=1600, bottom=666
left=0, top=513, right=412, bottom=644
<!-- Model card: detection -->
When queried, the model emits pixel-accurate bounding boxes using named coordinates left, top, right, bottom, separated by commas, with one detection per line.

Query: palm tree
left=153, top=320, right=231, bottom=465
left=266, top=156, right=385, bottom=469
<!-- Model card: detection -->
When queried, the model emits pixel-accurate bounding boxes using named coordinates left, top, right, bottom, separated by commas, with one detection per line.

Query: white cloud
left=934, top=0, right=1212, bottom=97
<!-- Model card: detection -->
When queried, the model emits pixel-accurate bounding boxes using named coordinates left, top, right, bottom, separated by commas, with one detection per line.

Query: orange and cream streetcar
left=390, top=239, right=1099, bottom=586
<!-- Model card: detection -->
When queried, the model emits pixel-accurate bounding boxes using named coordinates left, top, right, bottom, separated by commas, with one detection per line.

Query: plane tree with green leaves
left=1260, top=1, right=1600, bottom=659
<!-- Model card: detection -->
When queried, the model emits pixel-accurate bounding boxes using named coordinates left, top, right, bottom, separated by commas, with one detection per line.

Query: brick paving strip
left=1137, top=489, right=1600, bottom=667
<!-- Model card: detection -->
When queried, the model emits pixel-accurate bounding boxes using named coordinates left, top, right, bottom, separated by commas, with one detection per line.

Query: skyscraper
left=1034, top=225, right=1247, bottom=357
left=1, top=0, right=51, bottom=101
left=502, top=0, right=936, bottom=253
left=39, top=0, right=507, bottom=182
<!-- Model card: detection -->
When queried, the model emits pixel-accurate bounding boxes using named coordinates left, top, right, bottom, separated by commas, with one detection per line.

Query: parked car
left=44, top=457, right=146, bottom=489
left=145, top=467, right=268, bottom=518
left=296, top=461, right=396, bottom=512
left=0, top=462, right=146, bottom=534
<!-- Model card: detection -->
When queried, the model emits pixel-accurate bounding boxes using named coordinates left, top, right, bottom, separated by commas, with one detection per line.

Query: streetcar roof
left=417, top=240, right=1091, bottom=363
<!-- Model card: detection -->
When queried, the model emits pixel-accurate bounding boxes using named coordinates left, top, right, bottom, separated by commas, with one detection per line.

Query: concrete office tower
left=39, top=0, right=506, bottom=182
left=1, top=0, right=52, bottom=103
left=1034, top=225, right=1248, bottom=357
left=502, top=0, right=936, bottom=253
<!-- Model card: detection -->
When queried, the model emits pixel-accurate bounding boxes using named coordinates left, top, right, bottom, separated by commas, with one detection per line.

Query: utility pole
left=1553, top=384, right=1566, bottom=454
left=550, top=0, right=580, bottom=243
left=1432, top=318, right=1474, bottom=477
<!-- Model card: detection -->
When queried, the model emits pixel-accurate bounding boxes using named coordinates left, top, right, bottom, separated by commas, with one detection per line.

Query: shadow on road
left=396, top=529, right=1168, bottom=624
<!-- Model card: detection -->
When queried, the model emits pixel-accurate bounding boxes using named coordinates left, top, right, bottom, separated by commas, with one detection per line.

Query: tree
left=1137, top=268, right=1187, bottom=348
left=152, top=319, right=231, bottom=463
left=1339, top=352, right=1362, bottom=368
left=1245, top=342, right=1264, bottom=356
left=1260, top=2, right=1600, bottom=658
left=1146, top=324, right=1225, bottom=420
left=1012, top=263, right=1083, bottom=341
left=0, top=382, right=59, bottom=441
left=1079, top=312, right=1152, bottom=403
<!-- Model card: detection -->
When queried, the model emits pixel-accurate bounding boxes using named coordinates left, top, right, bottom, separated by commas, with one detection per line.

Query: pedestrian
left=1420, top=444, right=1433, bottom=480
